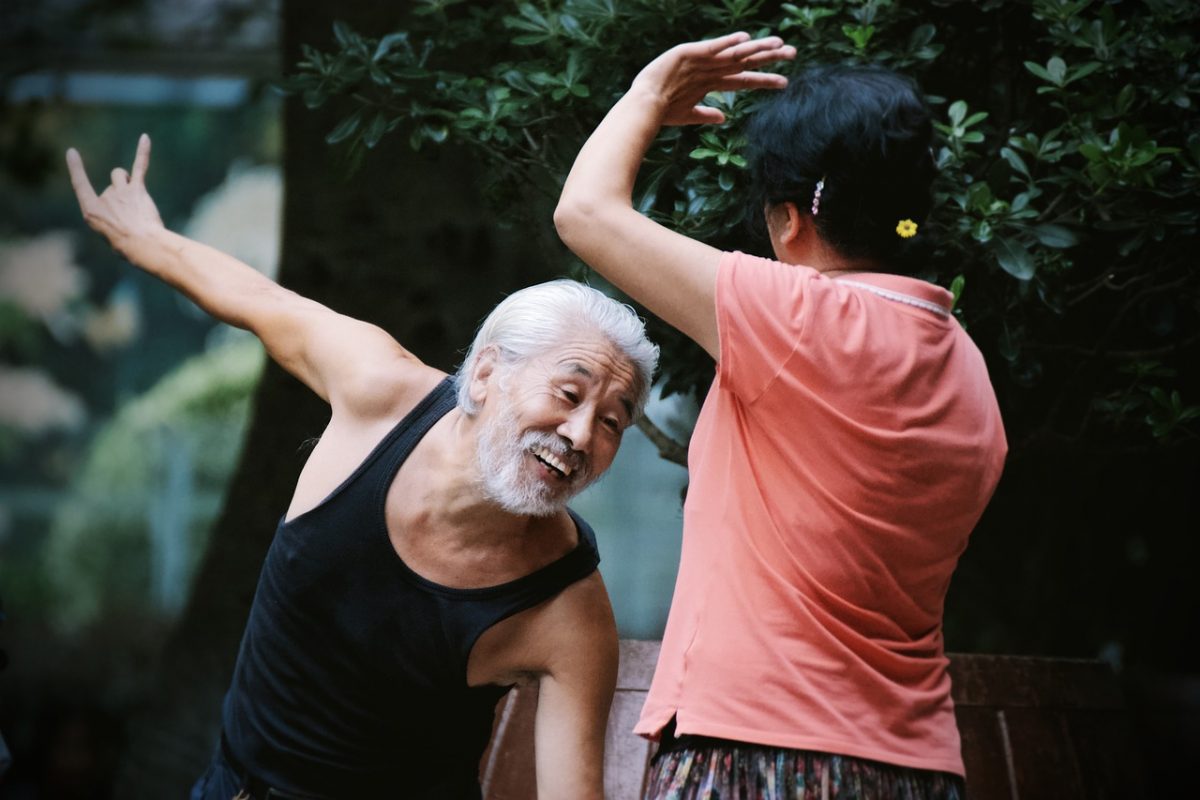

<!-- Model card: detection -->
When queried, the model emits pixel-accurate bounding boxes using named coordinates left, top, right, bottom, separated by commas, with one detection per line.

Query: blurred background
left=1, top=0, right=1197, bottom=797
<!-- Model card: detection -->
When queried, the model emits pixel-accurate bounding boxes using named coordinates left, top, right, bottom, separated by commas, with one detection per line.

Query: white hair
left=455, top=279, right=659, bottom=418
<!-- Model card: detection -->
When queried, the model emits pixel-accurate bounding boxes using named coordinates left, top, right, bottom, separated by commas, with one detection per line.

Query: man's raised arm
left=66, top=134, right=424, bottom=416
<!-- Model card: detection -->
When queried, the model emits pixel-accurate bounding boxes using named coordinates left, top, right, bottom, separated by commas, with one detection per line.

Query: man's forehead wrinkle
left=541, top=339, right=639, bottom=413
left=557, top=361, right=595, bottom=379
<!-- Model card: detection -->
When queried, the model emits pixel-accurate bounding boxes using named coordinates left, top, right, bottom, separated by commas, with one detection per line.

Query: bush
left=286, top=0, right=1200, bottom=456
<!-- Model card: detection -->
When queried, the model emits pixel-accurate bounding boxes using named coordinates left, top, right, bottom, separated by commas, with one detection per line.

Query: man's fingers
left=65, top=148, right=100, bottom=208
left=131, top=133, right=150, bottom=184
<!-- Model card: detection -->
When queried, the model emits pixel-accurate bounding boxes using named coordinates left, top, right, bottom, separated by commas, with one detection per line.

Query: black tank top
left=221, top=377, right=600, bottom=798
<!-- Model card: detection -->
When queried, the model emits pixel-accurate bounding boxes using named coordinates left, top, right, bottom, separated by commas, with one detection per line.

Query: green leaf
left=517, top=3, right=550, bottom=27
left=998, top=326, right=1021, bottom=363
left=1023, top=60, right=1053, bottom=82
left=963, top=111, right=989, bottom=128
left=948, top=100, right=967, bottom=125
left=1115, top=84, right=1135, bottom=115
left=332, top=20, right=356, bottom=48
left=559, top=14, right=585, bottom=39
left=909, top=23, right=936, bottom=49
left=325, top=111, right=363, bottom=144
left=374, top=32, right=410, bottom=62
left=994, top=237, right=1036, bottom=280
left=1000, top=146, right=1031, bottom=178
left=949, top=274, right=965, bottom=308
left=1047, top=56, right=1067, bottom=85
left=302, top=89, right=326, bottom=110
left=1032, top=224, right=1079, bottom=248
left=362, top=112, right=388, bottom=148
left=1068, top=61, right=1101, bottom=83
left=841, top=23, right=875, bottom=50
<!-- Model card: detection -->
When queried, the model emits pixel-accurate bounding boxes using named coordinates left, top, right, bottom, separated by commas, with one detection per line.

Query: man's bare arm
left=530, top=574, right=619, bottom=799
left=66, top=134, right=425, bottom=416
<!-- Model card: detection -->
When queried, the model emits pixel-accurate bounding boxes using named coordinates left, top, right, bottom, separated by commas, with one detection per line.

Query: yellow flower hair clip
left=896, top=219, right=918, bottom=238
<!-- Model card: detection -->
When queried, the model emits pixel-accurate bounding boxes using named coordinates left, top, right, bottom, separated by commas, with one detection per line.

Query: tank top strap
left=362, top=377, right=458, bottom=507
left=445, top=509, right=601, bottom=664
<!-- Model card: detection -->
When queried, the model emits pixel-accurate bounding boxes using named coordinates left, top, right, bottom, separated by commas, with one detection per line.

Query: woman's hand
left=66, top=133, right=165, bottom=261
left=630, top=32, right=796, bottom=126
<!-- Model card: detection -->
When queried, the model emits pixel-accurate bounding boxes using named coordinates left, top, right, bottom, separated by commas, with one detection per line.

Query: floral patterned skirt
left=643, top=725, right=965, bottom=800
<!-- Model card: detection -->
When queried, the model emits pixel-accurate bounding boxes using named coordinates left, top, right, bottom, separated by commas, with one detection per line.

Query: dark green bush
left=287, top=0, right=1200, bottom=457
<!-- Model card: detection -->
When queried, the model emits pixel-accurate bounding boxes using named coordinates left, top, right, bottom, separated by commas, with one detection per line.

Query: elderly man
left=67, top=135, right=658, bottom=800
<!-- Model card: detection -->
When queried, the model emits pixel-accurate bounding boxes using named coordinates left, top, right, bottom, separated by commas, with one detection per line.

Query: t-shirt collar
left=826, top=271, right=954, bottom=317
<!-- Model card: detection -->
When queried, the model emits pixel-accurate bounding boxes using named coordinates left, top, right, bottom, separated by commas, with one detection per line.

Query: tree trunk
left=114, top=2, right=560, bottom=794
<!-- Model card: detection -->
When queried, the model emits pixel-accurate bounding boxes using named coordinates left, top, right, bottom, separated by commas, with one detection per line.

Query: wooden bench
left=479, top=640, right=1145, bottom=799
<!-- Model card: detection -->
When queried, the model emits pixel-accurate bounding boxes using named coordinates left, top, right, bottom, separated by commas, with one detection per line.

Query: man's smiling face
left=473, top=334, right=637, bottom=517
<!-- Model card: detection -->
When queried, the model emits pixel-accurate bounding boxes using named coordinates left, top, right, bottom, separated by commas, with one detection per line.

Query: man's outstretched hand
left=66, top=133, right=165, bottom=261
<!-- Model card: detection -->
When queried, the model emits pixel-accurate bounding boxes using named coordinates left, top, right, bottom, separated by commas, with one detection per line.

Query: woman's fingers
left=710, top=71, right=790, bottom=92
left=680, top=35, right=794, bottom=83
left=111, top=167, right=129, bottom=185
left=737, top=45, right=797, bottom=70
left=699, top=31, right=753, bottom=56
left=716, top=36, right=787, bottom=62
left=130, top=134, right=151, bottom=184
left=687, top=106, right=727, bottom=125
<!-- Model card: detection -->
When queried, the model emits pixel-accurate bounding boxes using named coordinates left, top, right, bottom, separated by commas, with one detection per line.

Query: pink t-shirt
left=634, top=251, right=1007, bottom=776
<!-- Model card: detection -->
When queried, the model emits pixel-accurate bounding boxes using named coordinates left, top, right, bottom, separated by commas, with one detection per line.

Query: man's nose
left=557, top=409, right=592, bottom=454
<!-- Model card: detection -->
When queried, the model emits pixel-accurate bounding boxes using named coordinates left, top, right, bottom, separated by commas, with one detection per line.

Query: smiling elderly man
left=67, top=135, right=658, bottom=800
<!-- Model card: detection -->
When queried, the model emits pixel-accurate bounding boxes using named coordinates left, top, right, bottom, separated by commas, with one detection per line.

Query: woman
left=554, top=33, right=1007, bottom=799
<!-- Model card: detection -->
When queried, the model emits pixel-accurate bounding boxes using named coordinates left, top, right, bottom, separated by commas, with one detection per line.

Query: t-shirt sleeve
left=715, top=250, right=818, bottom=403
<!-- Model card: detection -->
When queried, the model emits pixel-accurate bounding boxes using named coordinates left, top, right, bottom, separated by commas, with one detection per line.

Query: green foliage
left=287, top=0, right=1200, bottom=452
left=43, top=338, right=263, bottom=632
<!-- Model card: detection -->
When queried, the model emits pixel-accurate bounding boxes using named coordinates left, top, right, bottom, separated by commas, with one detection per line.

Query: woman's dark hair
left=744, top=63, right=935, bottom=273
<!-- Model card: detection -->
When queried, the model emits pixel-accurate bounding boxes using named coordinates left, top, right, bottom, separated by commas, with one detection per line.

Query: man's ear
left=469, top=346, right=499, bottom=407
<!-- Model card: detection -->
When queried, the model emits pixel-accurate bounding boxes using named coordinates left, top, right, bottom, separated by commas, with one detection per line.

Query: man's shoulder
left=523, top=571, right=617, bottom=672
left=336, top=359, right=450, bottom=424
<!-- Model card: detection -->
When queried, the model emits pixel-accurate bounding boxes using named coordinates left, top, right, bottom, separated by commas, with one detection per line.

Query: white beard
left=474, top=403, right=593, bottom=517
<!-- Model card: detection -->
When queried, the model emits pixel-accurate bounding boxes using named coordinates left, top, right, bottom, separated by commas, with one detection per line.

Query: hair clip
left=811, top=178, right=825, bottom=216
left=896, top=219, right=918, bottom=238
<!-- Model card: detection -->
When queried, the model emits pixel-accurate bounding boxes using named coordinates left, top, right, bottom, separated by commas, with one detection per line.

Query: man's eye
left=603, top=418, right=622, bottom=432
left=562, top=390, right=579, bottom=403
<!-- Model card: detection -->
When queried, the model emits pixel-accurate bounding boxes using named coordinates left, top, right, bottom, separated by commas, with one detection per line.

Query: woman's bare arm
left=554, top=33, right=794, bottom=359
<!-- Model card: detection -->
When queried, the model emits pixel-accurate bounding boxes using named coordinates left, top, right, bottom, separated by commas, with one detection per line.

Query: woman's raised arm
left=553, top=33, right=794, bottom=359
